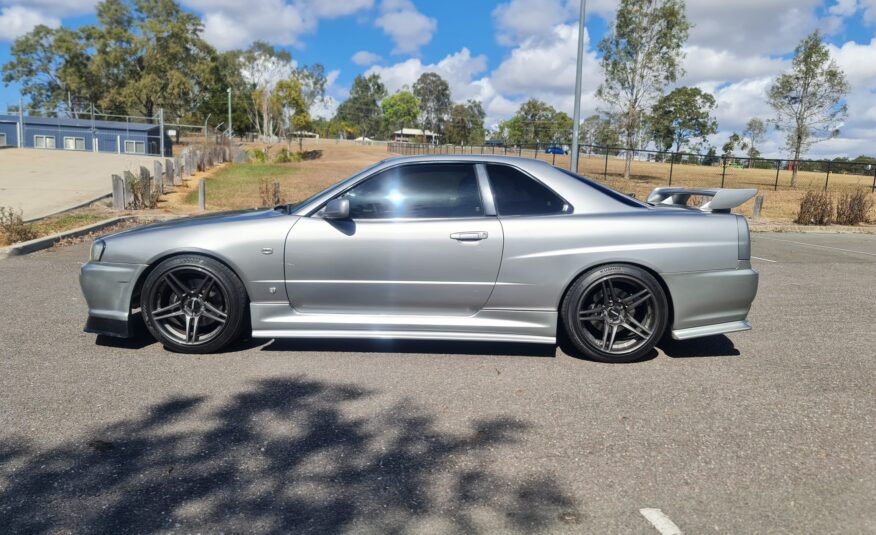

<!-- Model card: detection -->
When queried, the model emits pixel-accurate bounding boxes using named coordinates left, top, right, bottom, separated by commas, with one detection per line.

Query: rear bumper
left=79, top=261, right=148, bottom=338
left=663, top=262, right=758, bottom=340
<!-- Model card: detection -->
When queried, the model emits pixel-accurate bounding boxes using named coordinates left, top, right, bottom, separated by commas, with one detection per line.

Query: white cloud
left=374, top=0, right=437, bottom=55
left=182, top=0, right=373, bottom=51
left=0, top=5, right=59, bottom=40
left=351, top=50, right=382, bottom=66
left=492, top=0, right=574, bottom=45
left=680, top=46, right=788, bottom=85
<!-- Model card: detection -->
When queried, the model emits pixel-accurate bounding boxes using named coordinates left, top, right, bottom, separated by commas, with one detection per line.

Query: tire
left=560, top=264, right=668, bottom=363
left=141, top=255, right=248, bottom=354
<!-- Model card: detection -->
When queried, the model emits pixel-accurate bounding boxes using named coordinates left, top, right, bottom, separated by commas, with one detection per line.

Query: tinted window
left=556, top=168, right=647, bottom=208
left=340, top=163, right=483, bottom=219
left=486, top=164, right=567, bottom=216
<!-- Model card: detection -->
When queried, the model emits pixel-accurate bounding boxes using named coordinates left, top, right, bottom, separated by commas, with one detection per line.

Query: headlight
left=90, top=240, right=106, bottom=262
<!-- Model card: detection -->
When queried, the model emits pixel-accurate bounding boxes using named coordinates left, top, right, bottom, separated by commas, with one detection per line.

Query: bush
left=794, top=190, right=833, bottom=225
left=275, top=148, right=293, bottom=163
left=834, top=189, right=874, bottom=225
left=125, top=170, right=160, bottom=210
left=0, top=206, right=38, bottom=244
left=250, top=149, right=267, bottom=163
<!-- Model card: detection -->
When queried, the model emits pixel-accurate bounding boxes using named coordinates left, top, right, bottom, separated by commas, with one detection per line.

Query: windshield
left=555, top=168, right=648, bottom=208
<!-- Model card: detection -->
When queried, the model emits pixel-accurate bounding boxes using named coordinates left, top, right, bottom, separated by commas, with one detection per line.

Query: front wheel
left=141, top=255, right=248, bottom=354
left=561, top=265, right=668, bottom=363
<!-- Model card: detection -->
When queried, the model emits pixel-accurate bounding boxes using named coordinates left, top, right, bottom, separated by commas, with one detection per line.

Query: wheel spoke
left=196, top=275, right=214, bottom=296
left=601, top=280, right=613, bottom=305
left=164, top=272, right=189, bottom=298
left=622, top=317, right=651, bottom=340
left=579, top=307, right=604, bottom=322
left=603, top=325, right=618, bottom=351
left=623, top=289, right=651, bottom=309
left=153, top=303, right=184, bottom=321
left=203, top=302, right=227, bottom=324
left=186, top=315, right=200, bottom=343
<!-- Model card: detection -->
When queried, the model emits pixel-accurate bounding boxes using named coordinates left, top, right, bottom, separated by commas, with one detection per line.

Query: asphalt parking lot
left=1, top=232, right=874, bottom=533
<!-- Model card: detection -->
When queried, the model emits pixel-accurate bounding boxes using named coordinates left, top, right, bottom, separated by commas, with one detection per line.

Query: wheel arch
left=130, top=250, right=252, bottom=311
left=557, top=261, right=675, bottom=336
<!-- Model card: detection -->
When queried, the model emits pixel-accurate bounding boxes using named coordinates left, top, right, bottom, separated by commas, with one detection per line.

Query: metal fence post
left=872, top=166, right=876, bottom=193
left=823, top=160, right=832, bottom=191
left=721, top=158, right=727, bottom=188
left=668, top=153, right=675, bottom=186
left=603, top=149, right=609, bottom=180
left=158, top=108, right=165, bottom=157
left=774, top=160, right=781, bottom=191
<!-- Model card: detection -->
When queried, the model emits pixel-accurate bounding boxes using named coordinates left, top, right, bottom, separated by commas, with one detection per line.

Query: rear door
left=284, top=163, right=503, bottom=315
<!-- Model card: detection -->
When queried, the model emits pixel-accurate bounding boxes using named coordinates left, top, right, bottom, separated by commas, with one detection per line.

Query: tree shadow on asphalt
left=658, top=335, right=740, bottom=358
left=0, top=377, right=579, bottom=533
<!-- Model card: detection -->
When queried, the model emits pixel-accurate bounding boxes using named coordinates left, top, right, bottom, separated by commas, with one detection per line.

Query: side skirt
left=249, top=303, right=557, bottom=344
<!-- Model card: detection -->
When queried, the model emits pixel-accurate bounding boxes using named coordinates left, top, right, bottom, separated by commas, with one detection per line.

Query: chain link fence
left=388, top=142, right=876, bottom=193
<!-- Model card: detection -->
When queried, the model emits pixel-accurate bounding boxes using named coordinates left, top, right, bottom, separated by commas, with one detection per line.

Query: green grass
left=33, top=213, right=108, bottom=235
left=184, top=163, right=300, bottom=209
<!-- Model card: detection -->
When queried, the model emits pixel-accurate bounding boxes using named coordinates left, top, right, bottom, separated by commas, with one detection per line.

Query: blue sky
left=1, top=0, right=875, bottom=157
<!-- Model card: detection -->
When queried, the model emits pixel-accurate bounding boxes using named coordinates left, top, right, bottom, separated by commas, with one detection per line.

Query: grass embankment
left=183, top=163, right=302, bottom=210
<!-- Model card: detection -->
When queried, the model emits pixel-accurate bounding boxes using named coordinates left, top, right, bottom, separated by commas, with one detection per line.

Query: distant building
left=0, top=114, right=171, bottom=156
left=392, top=128, right=439, bottom=143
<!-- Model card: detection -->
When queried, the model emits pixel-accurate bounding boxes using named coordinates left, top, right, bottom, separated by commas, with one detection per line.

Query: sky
left=1, top=0, right=875, bottom=158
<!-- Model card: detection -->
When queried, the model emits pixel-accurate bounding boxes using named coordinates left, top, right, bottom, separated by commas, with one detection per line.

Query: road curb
left=0, top=216, right=134, bottom=260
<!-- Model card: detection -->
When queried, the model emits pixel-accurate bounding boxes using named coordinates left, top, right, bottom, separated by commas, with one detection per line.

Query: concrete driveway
left=0, top=233, right=874, bottom=533
left=0, top=148, right=161, bottom=220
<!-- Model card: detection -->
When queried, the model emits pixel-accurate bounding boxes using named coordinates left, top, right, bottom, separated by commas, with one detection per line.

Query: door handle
left=450, top=231, right=488, bottom=241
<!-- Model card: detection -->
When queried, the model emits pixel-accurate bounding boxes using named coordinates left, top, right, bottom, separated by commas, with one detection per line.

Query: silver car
left=80, top=155, right=758, bottom=362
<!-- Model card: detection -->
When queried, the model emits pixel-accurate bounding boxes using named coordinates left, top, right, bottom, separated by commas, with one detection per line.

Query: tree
left=238, top=42, right=295, bottom=137
left=335, top=73, right=387, bottom=138
left=412, top=72, right=451, bottom=137
left=722, top=132, right=742, bottom=158
left=498, top=99, right=570, bottom=146
left=768, top=31, right=849, bottom=186
left=444, top=100, right=486, bottom=145
left=597, top=0, right=690, bottom=178
left=649, top=86, right=717, bottom=153
left=742, top=117, right=767, bottom=160
left=381, top=91, right=420, bottom=138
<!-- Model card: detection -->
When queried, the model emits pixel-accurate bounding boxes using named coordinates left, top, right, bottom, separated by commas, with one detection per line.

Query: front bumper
left=80, top=261, right=148, bottom=338
left=663, top=261, right=759, bottom=340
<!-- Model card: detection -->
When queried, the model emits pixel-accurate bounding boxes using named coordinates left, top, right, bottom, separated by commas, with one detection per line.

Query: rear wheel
left=142, top=255, right=248, bottom=354
left=561, top=264, right=668, bottom=363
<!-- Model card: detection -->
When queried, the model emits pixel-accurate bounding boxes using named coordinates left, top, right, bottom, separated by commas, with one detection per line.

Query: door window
left=486, top=164, right=568, bottom=216
left=339, top=163, right=483, bottom=219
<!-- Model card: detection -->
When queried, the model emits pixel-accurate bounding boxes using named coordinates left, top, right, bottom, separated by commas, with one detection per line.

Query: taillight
left=736, top=215, right=750, bottom=260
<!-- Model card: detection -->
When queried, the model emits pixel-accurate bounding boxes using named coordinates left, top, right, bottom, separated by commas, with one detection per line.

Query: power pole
left=158, top=108, right=165, bottom=157
left=570, top=0, right=587, bottom=173
left=227, top=88, right=232, bottom=139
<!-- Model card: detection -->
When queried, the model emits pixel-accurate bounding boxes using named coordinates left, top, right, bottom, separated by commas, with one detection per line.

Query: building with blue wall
left=0, top=114, right=171, bottom=156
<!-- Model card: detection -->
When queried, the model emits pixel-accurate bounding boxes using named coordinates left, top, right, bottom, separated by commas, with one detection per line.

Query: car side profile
left=80, top=155, right=758, bottom=362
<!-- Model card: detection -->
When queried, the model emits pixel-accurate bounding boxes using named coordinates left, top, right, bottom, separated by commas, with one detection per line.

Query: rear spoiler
left=647, top=187, right=757, bottom=213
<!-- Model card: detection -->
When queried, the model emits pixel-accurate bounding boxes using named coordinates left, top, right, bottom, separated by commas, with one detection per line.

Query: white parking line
left=640, top=508, right=683, bottom=535
left=756, top=236, right=876, bottom=257
left=751, top=255, right=777, bottom=263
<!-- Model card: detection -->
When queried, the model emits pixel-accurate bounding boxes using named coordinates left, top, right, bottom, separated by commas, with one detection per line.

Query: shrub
left=125, top=170, right=161, bottom=210
left=250, top=149, right=267, bottom=163
left=834, top=189, right=874, bottom=225
left=794, top=190, right=833, bottom=225
left=0, top=206, right=38, bottom=244
left=275, top=148, right=292, bottom=163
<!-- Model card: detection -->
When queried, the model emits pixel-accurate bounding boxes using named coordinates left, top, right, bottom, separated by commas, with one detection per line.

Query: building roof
left=0, top=114, right=159, bottom=132
left=393, top=128, right=438, bottom=137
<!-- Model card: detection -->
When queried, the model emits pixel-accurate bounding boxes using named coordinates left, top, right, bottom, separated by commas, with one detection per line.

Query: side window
left=339, top=163, right=483, bottom=219
left=486, top=164, right=568, bottom=216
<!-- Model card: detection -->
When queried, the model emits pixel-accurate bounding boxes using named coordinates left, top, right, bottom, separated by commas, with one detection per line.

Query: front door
left=284, top=163, right=503, bottom=316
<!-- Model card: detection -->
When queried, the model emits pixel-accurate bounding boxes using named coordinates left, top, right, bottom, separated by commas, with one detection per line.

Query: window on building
left=0, top=133, right=6, bottom=146
left=486, top=164, right=569, bottom=216
left=63, top=136, right=85, bottom=151
left=34, top=135, right=56, bottom=149
left=124, top=140, right=146, bottom=154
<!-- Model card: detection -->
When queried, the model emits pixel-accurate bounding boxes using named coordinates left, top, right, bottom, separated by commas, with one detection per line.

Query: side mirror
left=323, top=198, right=350, bottom=220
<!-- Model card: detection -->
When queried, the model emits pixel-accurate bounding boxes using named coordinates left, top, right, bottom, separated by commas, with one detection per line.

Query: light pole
left=570, top=0, right=587, bottom=173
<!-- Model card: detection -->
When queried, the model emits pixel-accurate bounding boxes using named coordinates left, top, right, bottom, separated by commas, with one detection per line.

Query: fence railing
left=388, top=142, right=876, bottom=193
